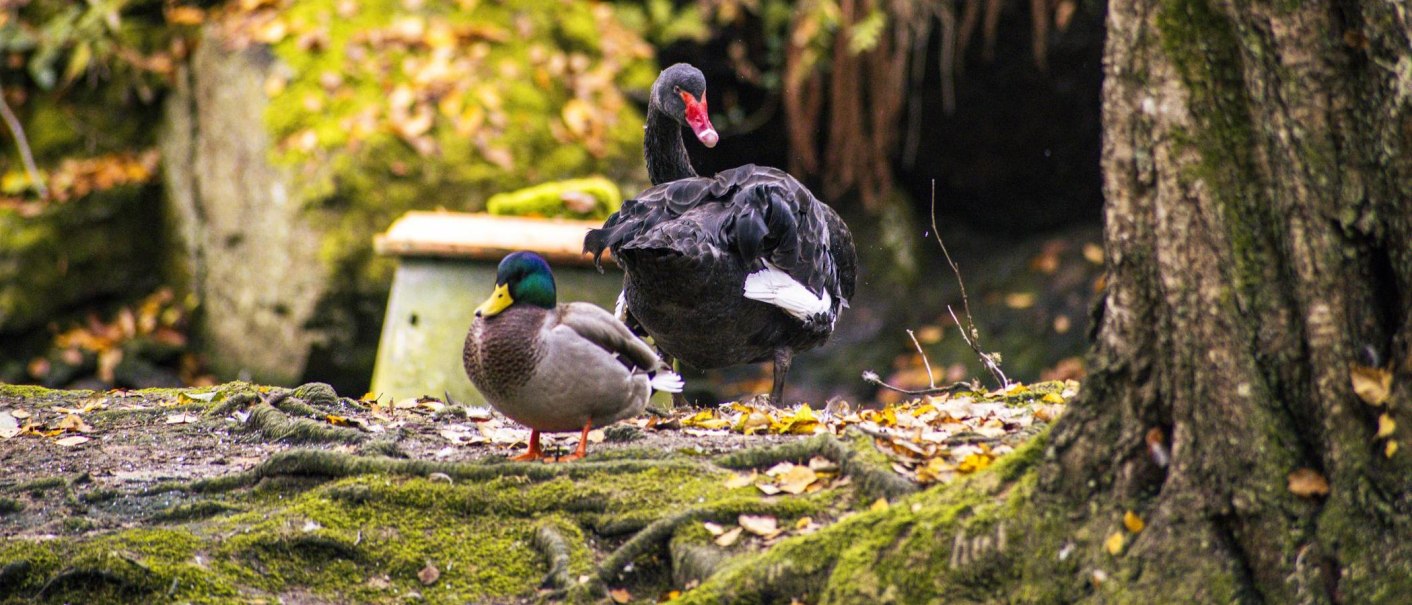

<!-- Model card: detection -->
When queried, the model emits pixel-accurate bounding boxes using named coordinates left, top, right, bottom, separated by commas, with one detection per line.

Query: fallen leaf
left=609, top=588, right=632, bottom=603
left=795, top=517, right=813, bottom=530
left=56, top=435, right=90, bottom=447
left=57, top=414, right=93, bottom=433
left=1104, top=531, right=1125, bottom=555
left=1004, top=292, right=1036, bottom=309
left=755, top=484, right=781, bottom=495
left=738, top=514, right=778, bottom=536
left=1386, top=441, right=1399, bottom=458
left=1042, top=392, right=1064, bottom=404
left=1350, top=364, right=1392, bottom=406
left=1123, top=510, right=1145, bottom=534
left=327, top=414, right=351, bottom=427
left=418, top=561, right=440, bottom=585
left=776, top=465, right=818, bottom=495
left=869, top=497, right=889, bottom=512
left=1287, top=468, right=1330, bottom=498
left=702, top=521, right=724, bottom=536
left=1376, top=414, right=1396, bottom=438
left=165, top=412, right=200, bottom=424
left=0, top=412, right=19, bottom=439
left=724, top=471, right=756, bottom=489
left=10, top=409, right=30, bottom=419
left=714, top=526, right=743, bottom=547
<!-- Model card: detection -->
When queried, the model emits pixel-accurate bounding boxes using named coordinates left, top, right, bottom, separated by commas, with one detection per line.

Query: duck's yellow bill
left=476, top=284, right=513, bottom=317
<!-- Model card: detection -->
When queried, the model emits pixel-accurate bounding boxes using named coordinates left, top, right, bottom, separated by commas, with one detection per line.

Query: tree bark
left=1045, top=0, right=1412, bottom=601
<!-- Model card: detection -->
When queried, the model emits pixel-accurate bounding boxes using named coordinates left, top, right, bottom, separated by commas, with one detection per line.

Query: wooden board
left=373, top=211, right=613, bottom=266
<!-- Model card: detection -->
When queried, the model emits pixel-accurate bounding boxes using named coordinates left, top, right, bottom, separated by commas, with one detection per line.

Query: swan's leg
left=770, top=348, right=793, bottom=406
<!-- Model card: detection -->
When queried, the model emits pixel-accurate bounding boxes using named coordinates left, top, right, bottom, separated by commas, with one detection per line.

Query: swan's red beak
left=679, top=90, right=718, bottom=148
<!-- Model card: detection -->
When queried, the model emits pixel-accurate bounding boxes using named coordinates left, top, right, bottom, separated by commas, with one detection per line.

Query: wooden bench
left=368, top=212, right=621, bottom=405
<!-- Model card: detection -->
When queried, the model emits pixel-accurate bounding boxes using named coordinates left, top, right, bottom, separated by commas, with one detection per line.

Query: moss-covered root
left=715, top=429, right=917, bottom=501
left=677, top=433, right=1051, bottom=604
left=240, top=404, right=367, bottom=445
left=533, top=523, right=574, bottom=595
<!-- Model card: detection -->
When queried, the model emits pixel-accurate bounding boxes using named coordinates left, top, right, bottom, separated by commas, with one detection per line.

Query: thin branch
left=861, top=370, right=976, bottom=396
left=0, top=76, right=46, bottom=198
left=906, top=328, right=936, bottom=388
left=929, top=180, right=1007, bottom=388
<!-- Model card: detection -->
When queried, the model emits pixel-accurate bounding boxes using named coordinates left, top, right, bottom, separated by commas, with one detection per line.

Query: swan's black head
left=475, top=251, right=557, bottom=317
left=650, top=63, right=717, bottom=148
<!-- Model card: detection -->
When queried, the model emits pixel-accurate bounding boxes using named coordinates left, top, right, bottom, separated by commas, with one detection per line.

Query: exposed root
left=240, top=404, right=367, bottom=445
left=533, top=523, right=573, bottom=593
left=150, top=501, right=242, bottom=523
left=137, top=449, right=709, bottom=496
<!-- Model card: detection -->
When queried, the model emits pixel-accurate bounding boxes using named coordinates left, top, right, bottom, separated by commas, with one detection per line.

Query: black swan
left=584, top=63, right=856, bottom=405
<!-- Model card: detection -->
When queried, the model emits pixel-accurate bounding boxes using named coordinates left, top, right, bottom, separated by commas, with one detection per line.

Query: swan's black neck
left=644, top=106, right=697, bottom=184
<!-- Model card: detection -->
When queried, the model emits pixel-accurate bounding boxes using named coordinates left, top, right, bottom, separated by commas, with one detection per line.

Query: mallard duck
left=584, top=63, right=857, bottom=405
left=463, top=251, right=683, bottom=462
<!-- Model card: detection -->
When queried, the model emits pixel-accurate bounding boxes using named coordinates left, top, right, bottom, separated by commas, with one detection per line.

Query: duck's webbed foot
left=509, top=430, right=549, bottom=462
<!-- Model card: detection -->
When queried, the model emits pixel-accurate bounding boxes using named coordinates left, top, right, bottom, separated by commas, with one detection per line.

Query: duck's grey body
left=463, top=302, right=661, bottom=432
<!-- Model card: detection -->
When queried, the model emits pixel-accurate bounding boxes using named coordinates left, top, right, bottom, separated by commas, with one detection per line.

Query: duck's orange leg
left=509, top=430, right=547, bottom=462
left=554, top=421, right=594, bottom=462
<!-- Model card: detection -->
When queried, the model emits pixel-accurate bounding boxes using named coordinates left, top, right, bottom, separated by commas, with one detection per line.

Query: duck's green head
left=476, top=251, right=557, bottom=317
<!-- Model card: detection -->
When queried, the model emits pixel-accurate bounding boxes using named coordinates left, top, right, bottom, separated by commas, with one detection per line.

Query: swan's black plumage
left=584, top=64, right=856, bottom=404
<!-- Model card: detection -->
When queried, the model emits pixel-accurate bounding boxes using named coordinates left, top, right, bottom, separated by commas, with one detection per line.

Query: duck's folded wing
left=557, top=302, right=663, bottom=371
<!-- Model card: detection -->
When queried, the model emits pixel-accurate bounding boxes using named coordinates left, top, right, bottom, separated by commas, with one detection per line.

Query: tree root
left=533, top=523, right=574, bottom=593
left=240, top=404, right=367, bottom=445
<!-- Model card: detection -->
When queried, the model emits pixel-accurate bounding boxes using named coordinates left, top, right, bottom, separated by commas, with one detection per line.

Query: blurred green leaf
left=848, top=9, right=886, bottom=55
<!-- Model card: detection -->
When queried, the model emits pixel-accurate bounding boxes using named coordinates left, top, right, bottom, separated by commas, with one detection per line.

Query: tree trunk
left=1045, top=0, right=1412, bottom=601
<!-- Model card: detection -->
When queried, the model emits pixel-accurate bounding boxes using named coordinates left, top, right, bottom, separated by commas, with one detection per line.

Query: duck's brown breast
left=463, top=306, right=548, bottom=401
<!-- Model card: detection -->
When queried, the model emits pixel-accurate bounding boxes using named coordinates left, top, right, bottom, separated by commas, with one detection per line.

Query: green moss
left=0, top=498, right=23, bottom=515
left=486, top=176, right=622, bottom=219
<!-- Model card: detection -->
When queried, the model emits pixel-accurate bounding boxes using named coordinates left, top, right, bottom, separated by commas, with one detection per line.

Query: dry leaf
left=723, top=472, right=756, bottom=489
left=739, top=514, right=778, bottom=536
left=418, top=561, right=440, bottom=585
left=869, top=497, right=889, bottom=512
left=1042, top=392, right=1064, bottom=404
left=776, top=465, right=818, bottom=495
left=609, top=588, right=632, bottom=603
left=1376, top=414, right=1396, bottom=438
left=1122, top=510, right=1145, bottom=534
left=1386, top=440, right=1399, bottom=458
left=1287, top=468, right=1330, bottom=498
left=714, top=526, right=743, bottom=547
left=1104, top=531, right=1125, bottom=555
left=702, top=521, right=724, bottom=536
left=1004, top=292, right=1036, bottom=309
left=795, top=517, right=813, bottom=530
left=56, top=435, right=90, bottom=447
left=756, top=484, right=781, bottom=496
left=165, top=412, right=199, bottom=425
left=0, top=412, right=20, bottom=439
left=57, top=414, right=93, bottom=433
left=1350, top=364, right=1392, bottom=406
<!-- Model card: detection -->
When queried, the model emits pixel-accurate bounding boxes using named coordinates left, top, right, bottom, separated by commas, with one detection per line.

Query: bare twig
left=0, top=75, right=46, bottom=198
left=929, top=180, right=1008, bottom=388
left=861, top=370, right=976, bottom=397
left=906, top=328, right=936, bottom=388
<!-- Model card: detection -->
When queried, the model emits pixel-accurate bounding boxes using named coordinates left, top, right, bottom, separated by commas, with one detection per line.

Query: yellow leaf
left=723, top=471, right=756, bottom=489
left=775, top=465, right=818, bottom=495
left=1005, top=383, right=1029, bottom=395
left=1082, top=242, right=1104, bottom=264
left=165, top=6, right=206, bottom=25
left=739, top=514, right=778, bottom=536
left=609, top=587, right=632, bottom=603
left=1123, top=510, right=1145, bottom=533
left=1376, top=414, right=1396, bottom=438
left=795, top=516, right=813, bottom=530
left=664, top=589, right=682, bottom=600
left=1104, top=531, right=1125, bottom=555
left=1350, top=364, right=1392, bottom=406
left=714, top=526, right=743, bottom=547
left=869, top=497, right=889, bottom=512
left=682, top=410, right=730, bottom=430
left=327, top=415, right=351, bottom=427
left=57, top=414, right=93, bottom=433
left=1386, top=440, right=1399, bottom=458
left=957, top=452, right=993, bottom=474
left=1042, top=392, right=1064, bottom=404
left=1287, top=468, right=1330, bottom=498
